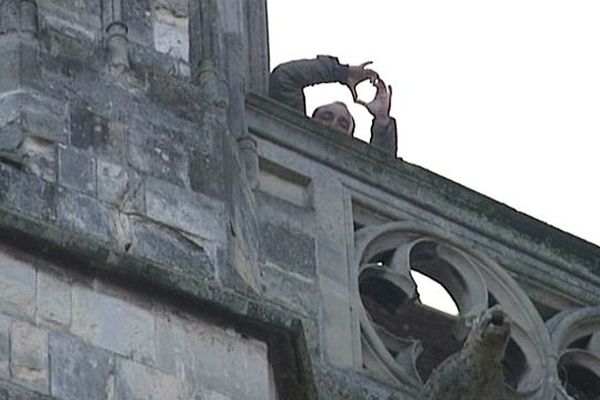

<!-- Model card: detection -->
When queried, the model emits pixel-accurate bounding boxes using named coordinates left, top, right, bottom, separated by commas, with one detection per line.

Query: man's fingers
left=355, top=99, right=367, bottom=107
left=367, top=70, right=380, bottom=80
left=359, top=61, right=373, bottom=68
left=374, top=79, right=386, bottom=94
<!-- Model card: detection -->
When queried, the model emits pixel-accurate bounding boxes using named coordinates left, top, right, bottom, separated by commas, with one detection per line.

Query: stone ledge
left=246, top=93, right=600, bottom=280
left=0, top=203, right=303, bottom=332
left=0, top=205, right=317, bottom=400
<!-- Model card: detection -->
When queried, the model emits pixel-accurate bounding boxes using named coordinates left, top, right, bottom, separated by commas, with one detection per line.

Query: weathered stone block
left=147, top=72, right=203, bottom=121
left=0, top=315, right=9, bottom=379
left=0, top=163, right=57, bottom=220
left=58, top=147, right=96, bottom=194
left=20, top=93, right=67, bottom=143
left=203, top=390, right=231, bottom=400
left=37, top=271, right=71, bottom=326
left=70, top=106, right=107, bottom=150
left=0, top=250, right=36, bottom=319
left=71, top=285, right=155, bottom=364
left=128, top=129, right=188, bottom=187
left=97, top=160, right=130, bottom=204
left=57, top=190, right=115, bottom=244
left=40, top=17, right=98, bottom=62
left=0, top=93, right=21, bottom=131
left=155, top=315, right=269, bottom=400
left=145, top=177, right=225, bottom=242
left=20, top=136, right=57, bottom=182
left=70, top=105, right=127, bottom=160
left=189, top=149, right=224, bottom=200
left=189, top=330, right=269, bottom=400
left=39, top=0, right=102, bottom=19
left=10, top=321, right=49, bottom=394
left=0, top=1, right=19, bottom=33
left=260, top=221, right=316, bottom=278
left=49, top=333, right=114, bottom=400
left=319, top=277, right=355, bottom=369
left=152, top=7, right=188, bottom=61
left=154, top=0, right=188, bottom=16
left=0, top=129, right=22, bottom=157
left=122, top=0, right=152, bottom=46
left=260, top=264, right=318, bottom=316
left=154, top=315, right=194, bottom=378
left=115, top=358, right=184, bottom=400
left=129, top=220, right=215, bottom=278
left=0, top=376, right=55, bottom=400
left=0, top=37, right=39, bottom=89
left=0, top=39, right=20, bottom=94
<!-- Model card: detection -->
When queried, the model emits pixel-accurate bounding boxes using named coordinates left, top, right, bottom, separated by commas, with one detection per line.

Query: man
left=269, top=55, right=397, bottom=155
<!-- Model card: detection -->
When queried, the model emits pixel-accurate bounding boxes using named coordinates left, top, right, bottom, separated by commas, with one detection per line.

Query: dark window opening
left=367, top=249, right=396, bottom=266
left=488, top=292, right=499, bottom=308
left=359, top=270, right=461, bottom=381
left=559, top=365, right=600, bottom=400
left=531, top=300, right=561, bottom=322
left=568, top=335, right=592, bottom=350
left=359, top=272, right=408, bottom=314
left=503, top=339, right=527, bottom=389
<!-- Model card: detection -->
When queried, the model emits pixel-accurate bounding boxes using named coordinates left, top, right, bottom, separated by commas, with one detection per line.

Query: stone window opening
left=548, top=308, right=600, bottom=400
left=354, top=221, right=553, bottom=395
left=559, top=364, right=600, bottom=400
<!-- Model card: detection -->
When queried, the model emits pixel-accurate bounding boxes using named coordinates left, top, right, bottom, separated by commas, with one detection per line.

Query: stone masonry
left=1, top=1, right=600, bottom=400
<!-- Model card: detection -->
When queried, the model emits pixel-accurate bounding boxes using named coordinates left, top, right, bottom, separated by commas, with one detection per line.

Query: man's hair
left=311, top=102, right=356, bottom=134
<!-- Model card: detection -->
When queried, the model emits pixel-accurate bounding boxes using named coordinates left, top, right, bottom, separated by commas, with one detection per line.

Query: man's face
left=312, top=102, right=354, bottom=135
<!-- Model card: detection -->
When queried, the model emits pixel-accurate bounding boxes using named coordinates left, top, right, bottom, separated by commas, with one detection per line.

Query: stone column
left=189, top=0, right=261, bottom=292
left=102, top=0, right=129, bottom=71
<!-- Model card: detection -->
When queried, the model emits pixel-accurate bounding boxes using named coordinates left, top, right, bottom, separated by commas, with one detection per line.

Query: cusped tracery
left=547, top=307, right=600, bottom=400
left=353, top=221, right=555, bottom=398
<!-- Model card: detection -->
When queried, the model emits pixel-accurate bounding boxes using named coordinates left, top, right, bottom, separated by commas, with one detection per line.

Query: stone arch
left=353, top=221, right=555, bottom=397
left=547, top=307, right=600, bottom=399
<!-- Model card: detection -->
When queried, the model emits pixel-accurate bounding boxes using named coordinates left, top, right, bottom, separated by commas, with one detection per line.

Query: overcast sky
left=267, top=0, right=600, bottom=248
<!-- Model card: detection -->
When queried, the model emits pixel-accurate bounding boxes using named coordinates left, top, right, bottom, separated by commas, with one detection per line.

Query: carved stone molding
left=547, top=307, right=600, bottom=399
left=353, top=221, right=555, bottom=398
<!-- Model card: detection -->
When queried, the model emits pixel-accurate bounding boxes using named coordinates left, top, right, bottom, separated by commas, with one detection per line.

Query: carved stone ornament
left=353, top=221, right=562, bottom=399
left=547, top=307, right=600, bottom=400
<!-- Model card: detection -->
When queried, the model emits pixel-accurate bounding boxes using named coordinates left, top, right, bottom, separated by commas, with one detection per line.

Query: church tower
left=0, top=1, right=599, bottom=399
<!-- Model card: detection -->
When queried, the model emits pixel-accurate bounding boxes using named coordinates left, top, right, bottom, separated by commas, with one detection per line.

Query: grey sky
left=268, top=0, right=600, bottom=246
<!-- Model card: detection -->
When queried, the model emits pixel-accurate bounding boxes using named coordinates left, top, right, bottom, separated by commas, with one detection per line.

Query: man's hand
left=356, top=78, right=392, bottom=119
left=345, top=61, right=379, bottom=102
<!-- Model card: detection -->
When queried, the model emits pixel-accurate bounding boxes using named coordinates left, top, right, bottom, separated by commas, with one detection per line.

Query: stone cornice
left=246, top=92, right=600, bottom=285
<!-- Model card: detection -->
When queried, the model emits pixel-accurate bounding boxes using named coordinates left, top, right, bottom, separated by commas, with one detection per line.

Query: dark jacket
left=269, top=56, right=397, bottom=155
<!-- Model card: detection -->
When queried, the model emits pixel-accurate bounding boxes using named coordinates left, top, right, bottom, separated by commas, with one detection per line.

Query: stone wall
left=2, top=0, right=600, bottom=399
left=247, top=93, right=600, bottom=399
left=0, top=243, right=271, bottom=400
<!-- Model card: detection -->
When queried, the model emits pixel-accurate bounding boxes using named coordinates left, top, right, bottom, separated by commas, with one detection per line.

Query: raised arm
left=357, top=78, right=398, bottom=156
left=269, top=56, right=378, bottom=114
